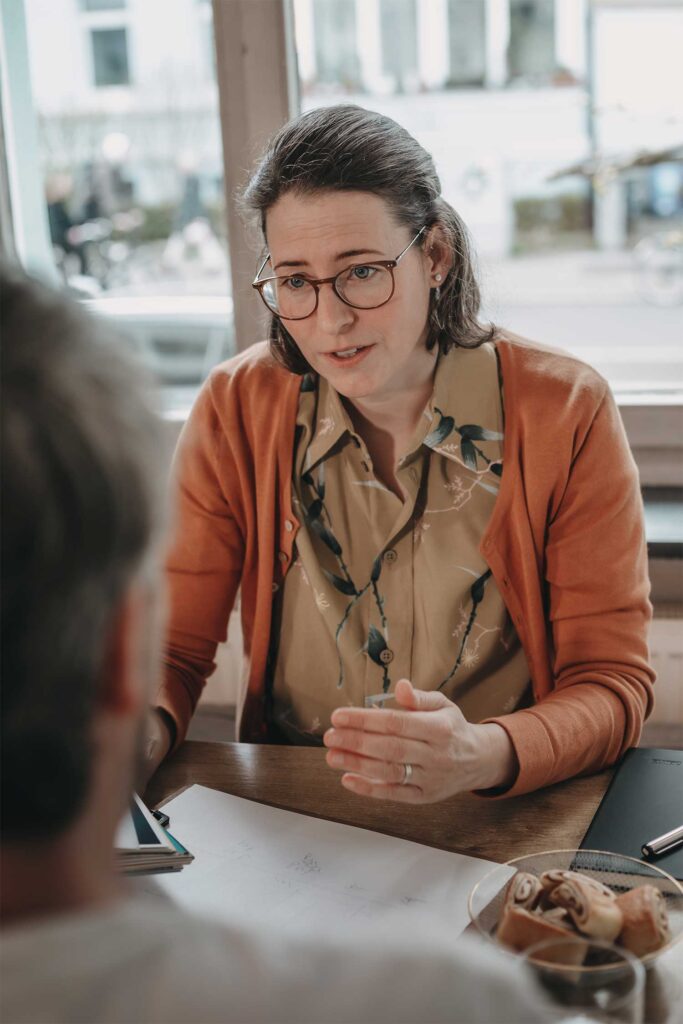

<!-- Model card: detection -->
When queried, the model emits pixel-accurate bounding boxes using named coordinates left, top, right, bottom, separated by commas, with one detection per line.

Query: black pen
left=641, top=824, right=683, bottom=858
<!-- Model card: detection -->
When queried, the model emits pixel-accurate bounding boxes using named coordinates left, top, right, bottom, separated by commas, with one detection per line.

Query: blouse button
left=284, top=519, right=294, bottom=532
left=384, top=549, right=398, bottom=564
left=379, top=649, right=394, bottom=665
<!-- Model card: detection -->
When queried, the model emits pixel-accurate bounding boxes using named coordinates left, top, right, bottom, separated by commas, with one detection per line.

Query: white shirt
left=0, top=897, right=550, bottom=1024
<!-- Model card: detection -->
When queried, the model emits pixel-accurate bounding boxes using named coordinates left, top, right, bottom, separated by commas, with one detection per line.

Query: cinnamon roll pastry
left=549, top=875, right=623, bottom=941
left=539, top=869, right=578, bottom=895
left=497, top=905, right=587, bottom=965
left=616, top=885, right=671, bottom=957
left=542, top=907, right=572, bottom=926
left=503, top=872, right=544, bottom=912
left=540, top=870, right=614, bottom=901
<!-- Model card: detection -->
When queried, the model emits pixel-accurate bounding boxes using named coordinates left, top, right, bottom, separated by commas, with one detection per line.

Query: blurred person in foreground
left=149, top=105, right=654, bottom=803
left=0, top=265, right=551, bottom=1024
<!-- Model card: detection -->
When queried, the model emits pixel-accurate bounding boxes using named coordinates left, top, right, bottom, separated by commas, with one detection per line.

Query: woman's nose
left=314, top=282, right=356, bottom=335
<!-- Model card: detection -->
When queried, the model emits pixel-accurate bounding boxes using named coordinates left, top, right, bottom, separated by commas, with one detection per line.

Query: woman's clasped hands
left=323, top=679, right=518, bottom=803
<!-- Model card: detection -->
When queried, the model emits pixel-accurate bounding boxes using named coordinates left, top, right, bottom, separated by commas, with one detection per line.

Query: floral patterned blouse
left=267, top=342, right=531, bottom=744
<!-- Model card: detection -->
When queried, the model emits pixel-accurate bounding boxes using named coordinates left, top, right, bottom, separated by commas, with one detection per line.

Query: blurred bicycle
left=633, top=228, right=683, bottom=306
left=53, top=209, right=147, bottom=294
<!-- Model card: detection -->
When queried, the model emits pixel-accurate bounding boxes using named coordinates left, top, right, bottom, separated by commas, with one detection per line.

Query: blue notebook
left=580, top=747, right=683, bottom=881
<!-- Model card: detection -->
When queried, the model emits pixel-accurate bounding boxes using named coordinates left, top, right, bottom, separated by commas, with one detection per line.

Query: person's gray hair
left=240, top=104, right=494, bottom=375
left=1, top=264, right=168, bottom=841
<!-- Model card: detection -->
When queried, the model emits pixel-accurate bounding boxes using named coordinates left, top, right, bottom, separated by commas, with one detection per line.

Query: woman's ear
left=425, top=225, right=453, bottom=285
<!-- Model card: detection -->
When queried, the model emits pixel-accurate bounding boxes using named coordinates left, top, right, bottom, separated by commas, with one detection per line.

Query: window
left=448, top=0, right=486, bottom=88
left=293, top=0, right=683, bottom=404
left=6, top=0, right=683, bottom=415
left=91, top=28, right=130, bottom=87
left=508, top=0, right=555, bottom=83
left=16, top=0, right=232, bottom=405
left=380, top=0, right=417, bottom=93
left=312, top=0, right=360, bottom=89
left=80, top=0, right=125, bottom=9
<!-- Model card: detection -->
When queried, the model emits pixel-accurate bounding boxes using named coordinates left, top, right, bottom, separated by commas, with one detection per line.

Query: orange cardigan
left=158, top=334, right=655, bottom=797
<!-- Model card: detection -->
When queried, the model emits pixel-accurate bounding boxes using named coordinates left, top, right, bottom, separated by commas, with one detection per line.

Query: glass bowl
left=468, top=849, right=683, bottom=968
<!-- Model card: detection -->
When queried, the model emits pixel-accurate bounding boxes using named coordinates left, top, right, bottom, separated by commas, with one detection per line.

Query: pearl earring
left=435, top=273, right=442, bottom=282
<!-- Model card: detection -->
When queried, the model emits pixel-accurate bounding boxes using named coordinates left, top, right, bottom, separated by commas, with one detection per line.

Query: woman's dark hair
left=240, top=104, right=494, bottom=374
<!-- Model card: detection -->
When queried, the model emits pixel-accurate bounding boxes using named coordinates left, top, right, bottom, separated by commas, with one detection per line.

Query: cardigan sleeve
left=483, top=385, right=655, bottom=797
left=156, top=381, right=245, bottom=750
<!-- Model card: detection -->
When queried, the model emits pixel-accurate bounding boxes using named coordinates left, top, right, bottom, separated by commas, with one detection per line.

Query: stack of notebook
left=115, top=794, right=194, bottom=875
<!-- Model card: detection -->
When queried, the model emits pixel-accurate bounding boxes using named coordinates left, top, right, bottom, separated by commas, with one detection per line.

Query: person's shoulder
left=159, top=903, right=549, bottom=1024
left=211, top=340, right=295, bottom=389
left=184, top=341, right=300, bottom=434
left=494, top=329, right=609, bottom=409
left=202, top=341, right=300, bottom=417
left=0, top=898, right=550, bottom=1024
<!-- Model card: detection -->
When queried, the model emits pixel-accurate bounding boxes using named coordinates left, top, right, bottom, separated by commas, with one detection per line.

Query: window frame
left=211, top=0, right=297, bottom=352
left=0, top=0, right=57, bottom=281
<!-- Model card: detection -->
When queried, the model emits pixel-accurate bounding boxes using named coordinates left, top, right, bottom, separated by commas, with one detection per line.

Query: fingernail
left=333, top=711, right=348, bottom=726
left=323, top=729, right=336, bottom=746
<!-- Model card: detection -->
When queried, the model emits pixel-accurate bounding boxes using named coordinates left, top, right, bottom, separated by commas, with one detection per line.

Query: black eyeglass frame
left=251, top=226, right=427, bottom=321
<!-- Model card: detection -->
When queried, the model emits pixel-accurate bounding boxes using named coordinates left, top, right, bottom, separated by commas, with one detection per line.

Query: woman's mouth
left=324, top=344, right=374, bottom=368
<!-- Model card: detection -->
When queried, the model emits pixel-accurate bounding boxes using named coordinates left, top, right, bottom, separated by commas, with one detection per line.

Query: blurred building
left=297, top=0, right=682, bottom=257
left=24, top=0, right=222, bottom=209
left=297, top=0, right=590, bottom=256
left=24, top=0, right=683, bottom=259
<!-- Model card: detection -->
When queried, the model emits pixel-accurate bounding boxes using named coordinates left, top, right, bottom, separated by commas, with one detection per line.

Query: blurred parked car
left=84, top=296, right=235, bottom=393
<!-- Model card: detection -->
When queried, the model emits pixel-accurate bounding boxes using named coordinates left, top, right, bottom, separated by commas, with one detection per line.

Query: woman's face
left=265, top=190, right=444, bottom=404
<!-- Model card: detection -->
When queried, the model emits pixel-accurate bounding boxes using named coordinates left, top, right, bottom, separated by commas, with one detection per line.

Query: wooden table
left=145, top=742, right=682, bottom=1023
left=145, top=741, right=613, bottom=860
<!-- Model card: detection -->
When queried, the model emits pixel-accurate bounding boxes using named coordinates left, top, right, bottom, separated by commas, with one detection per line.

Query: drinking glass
left=521, top=937, right=645, bottom=1024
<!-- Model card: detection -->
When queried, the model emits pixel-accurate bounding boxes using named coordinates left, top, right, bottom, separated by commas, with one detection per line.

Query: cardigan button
left=379, top=649, right=394, bottom=665
left=278, top=551, right=288, bottom=563
left=284, top=519, right=294, bottom=532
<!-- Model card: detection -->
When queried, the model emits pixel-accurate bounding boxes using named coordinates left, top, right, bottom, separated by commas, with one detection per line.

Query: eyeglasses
left=252, top=227, right=426, bottom=321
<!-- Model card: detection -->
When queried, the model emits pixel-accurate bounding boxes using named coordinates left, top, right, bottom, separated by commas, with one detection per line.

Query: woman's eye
left=284, top=276, right=307, bottom=290
left=350, top=265, right=376, bottom=281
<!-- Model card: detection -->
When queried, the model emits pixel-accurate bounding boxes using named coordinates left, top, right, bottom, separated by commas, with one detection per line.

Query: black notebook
left=580, top=747, right=683, bottom=880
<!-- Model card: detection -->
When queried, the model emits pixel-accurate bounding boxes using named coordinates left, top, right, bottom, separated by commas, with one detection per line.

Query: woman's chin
left=324, top=372, right=380, bottom=402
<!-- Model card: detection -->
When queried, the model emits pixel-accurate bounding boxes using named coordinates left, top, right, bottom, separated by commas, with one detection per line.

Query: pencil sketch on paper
left=144, top=786, right=510, bottom=936
left=287, top=853, right=322, bottom=875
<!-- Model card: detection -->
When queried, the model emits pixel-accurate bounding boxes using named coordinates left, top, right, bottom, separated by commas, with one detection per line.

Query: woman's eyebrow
left=273, top=248, right=384, bottom=272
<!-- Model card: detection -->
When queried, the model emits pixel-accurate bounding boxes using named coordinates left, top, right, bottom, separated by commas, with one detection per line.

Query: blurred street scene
left=22, top=0, right=683, bottom=395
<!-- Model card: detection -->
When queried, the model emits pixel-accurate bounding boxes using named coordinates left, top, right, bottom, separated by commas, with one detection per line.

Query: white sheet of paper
left=146, top=785, right=510, bottom=935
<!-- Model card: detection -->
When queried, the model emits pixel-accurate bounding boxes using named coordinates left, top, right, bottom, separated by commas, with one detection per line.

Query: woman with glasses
left=148, top=105, right=654, bottom=803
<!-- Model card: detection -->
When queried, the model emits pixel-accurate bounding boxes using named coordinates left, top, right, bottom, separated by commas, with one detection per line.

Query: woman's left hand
left=323, top=679, right=518, bottom=803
